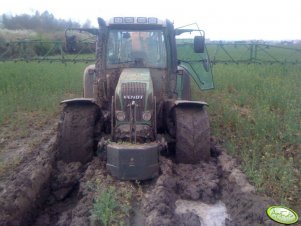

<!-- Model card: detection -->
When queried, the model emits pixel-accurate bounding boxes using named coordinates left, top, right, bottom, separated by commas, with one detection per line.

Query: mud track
left=0, top=135, right=280, bottom=226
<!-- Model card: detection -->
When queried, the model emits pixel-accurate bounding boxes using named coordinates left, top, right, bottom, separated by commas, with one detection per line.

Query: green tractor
left=57, top=17, right=214, bottom=180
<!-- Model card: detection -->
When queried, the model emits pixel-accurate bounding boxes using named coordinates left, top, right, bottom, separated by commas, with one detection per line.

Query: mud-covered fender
left=164, top=99, right=208, bottom=137
left=61, top=98, right=97, bottom=106
left=60, top=98, right=103, bottom=134
left=83, top=64, right=96, bottom=98
left=172, top=100, right=208, bottom=108
left=60, top=98, right=101, bottom=120
left=165, top=99, right=208, bottom=113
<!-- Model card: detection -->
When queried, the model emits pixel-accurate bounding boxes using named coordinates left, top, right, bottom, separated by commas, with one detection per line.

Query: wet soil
left=142, top=148, right=278, bottom=226
left=0, top=133, right=57, bottom=226
left=0, top=135, right=282, bottom=226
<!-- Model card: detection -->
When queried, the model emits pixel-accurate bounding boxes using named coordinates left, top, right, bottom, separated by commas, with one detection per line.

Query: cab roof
left=105, top=17, right=168, bottom=27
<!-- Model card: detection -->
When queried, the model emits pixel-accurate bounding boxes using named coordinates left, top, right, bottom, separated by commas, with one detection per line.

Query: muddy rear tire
left=83, top=64, right=95, bottom=98
left=175, top=106, right=210, bottom=163
left=182, top=73, right=191, bottom=100
left=57, top=103, right=99, bottom=163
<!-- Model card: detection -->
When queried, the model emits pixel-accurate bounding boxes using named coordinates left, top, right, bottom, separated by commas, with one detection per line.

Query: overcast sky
left=1, top=0, right=300, bottom=40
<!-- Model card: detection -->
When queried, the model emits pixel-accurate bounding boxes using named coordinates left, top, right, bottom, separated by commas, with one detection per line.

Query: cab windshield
left=106, top=29, right=167, bottom=68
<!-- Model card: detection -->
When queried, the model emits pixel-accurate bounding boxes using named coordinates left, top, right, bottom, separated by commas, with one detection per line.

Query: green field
left=0, top=59, right=300, bottom=210
left=0, top=62, right=86, bottom=145
left=0, top=62, right=85, bottom=120
left=195, top=63, right=301, bottom=209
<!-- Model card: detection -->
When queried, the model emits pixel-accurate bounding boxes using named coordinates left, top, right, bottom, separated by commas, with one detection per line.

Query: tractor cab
left=107, top=29, right=167, bottom=68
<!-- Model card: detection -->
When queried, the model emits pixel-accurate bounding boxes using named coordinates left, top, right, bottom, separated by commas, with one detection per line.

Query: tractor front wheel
left=175, top=106, right=210, bottom=163
left=57, top=103, right=99, bottom=163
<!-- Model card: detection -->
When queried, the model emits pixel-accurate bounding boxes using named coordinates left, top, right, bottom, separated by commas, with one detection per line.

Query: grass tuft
left=90, top=179, right=133, bottom=226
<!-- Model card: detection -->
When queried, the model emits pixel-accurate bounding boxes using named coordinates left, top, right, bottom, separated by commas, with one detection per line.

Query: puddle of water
left=175, top=199, right=230, bottom=226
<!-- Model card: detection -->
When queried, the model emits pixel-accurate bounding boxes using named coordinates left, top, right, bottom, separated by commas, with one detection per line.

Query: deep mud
left=142, top=146, right=278, bottom=226
left=0, top=135, right=283, bottom=226
left=0, top=133, right=56, bottom=225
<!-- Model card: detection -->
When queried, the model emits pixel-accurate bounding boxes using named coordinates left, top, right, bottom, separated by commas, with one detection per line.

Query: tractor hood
left=115, top=68, right=153, bottom=93
left=114, top=68, right=154, bottom=123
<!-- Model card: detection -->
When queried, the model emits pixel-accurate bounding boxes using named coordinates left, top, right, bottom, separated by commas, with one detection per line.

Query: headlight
left=142, top=111, right=152, bottom=121
left=116, top=111, right=126, bottom=121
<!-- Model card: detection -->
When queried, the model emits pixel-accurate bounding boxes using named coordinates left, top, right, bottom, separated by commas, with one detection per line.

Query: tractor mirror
left=194, top=36, right=205, bottom=53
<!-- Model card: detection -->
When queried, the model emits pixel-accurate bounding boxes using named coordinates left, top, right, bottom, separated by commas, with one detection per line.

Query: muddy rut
left=0, top=135, right=280, bottom=226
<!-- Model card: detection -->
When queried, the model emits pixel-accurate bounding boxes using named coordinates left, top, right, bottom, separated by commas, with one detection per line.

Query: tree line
left=1, top=11, right=92, bottom=32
